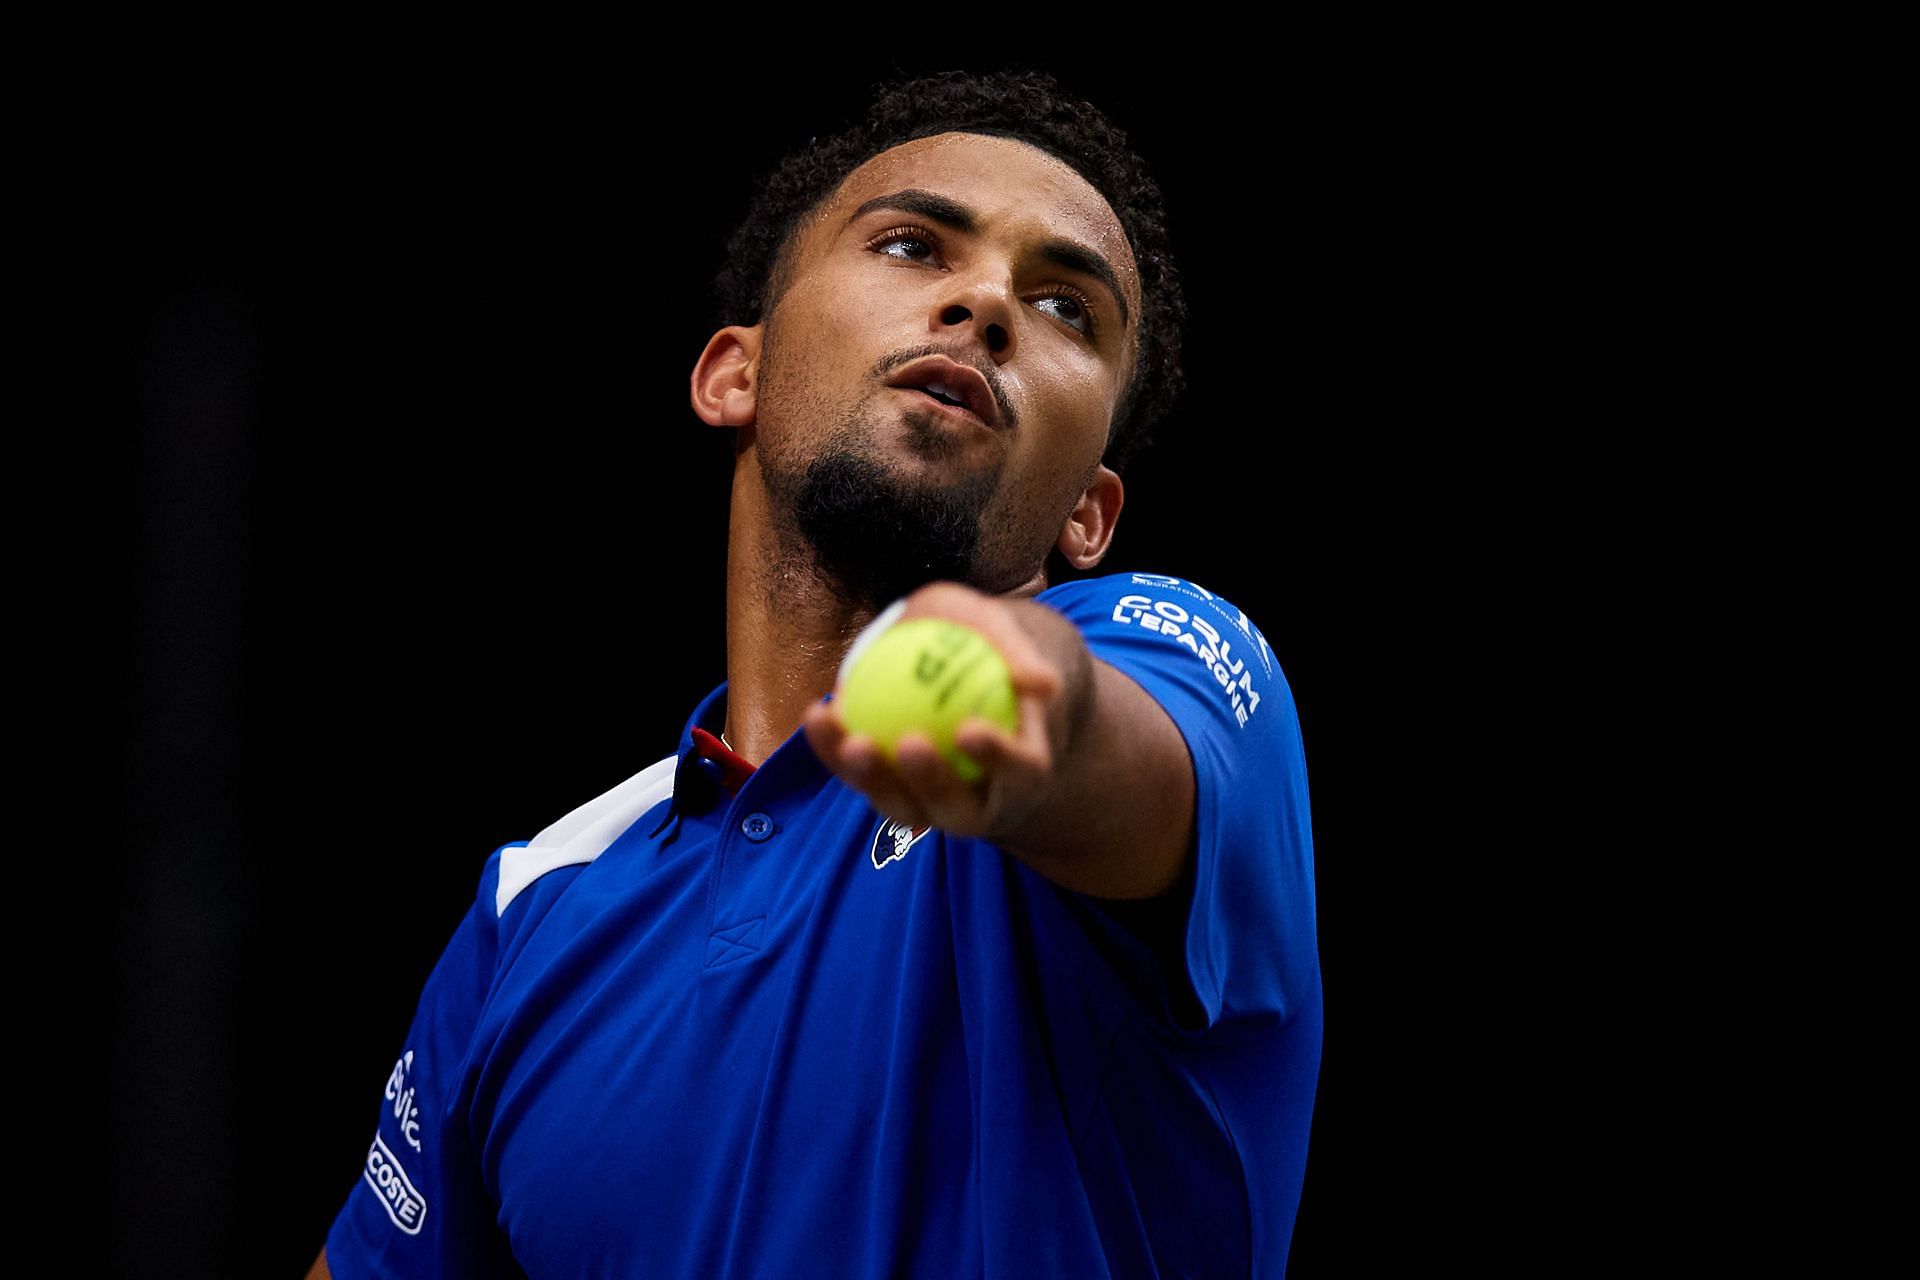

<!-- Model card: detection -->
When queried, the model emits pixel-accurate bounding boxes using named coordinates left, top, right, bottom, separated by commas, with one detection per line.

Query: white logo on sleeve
left=1128, top=574, right=1275, bottom=679
left=1111, top=591, right=1266, bottom=726
left=364, top=1132, right=429, bottom=1234
left=385, top=1050, right=423, bottom=1151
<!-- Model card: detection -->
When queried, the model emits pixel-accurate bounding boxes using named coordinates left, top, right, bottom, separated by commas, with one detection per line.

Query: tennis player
left=310, top=68, right=1320, bottom=1278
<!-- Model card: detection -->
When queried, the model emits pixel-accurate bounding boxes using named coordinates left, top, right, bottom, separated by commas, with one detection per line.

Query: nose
left=929, top=267, right=1017, bottom=363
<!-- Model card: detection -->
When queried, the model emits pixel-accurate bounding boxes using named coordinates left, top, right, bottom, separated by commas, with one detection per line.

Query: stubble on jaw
left=757, top=396, right=1006, bottom=616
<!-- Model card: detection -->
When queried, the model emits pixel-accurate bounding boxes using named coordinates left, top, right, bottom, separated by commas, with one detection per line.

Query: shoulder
left=1040, top=572, right=1319, bottom=1039
left=1039, top=571, right=1275, bottom=658
left=493, top=752, right=680, bottom=919
left=1037, top=570, right=1285, bottom=729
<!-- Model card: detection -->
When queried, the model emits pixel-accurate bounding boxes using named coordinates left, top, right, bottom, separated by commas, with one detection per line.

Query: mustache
left=876, top=345, right=1015, bottom=432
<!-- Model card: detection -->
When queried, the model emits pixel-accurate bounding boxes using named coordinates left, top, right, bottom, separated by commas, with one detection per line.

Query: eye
left=1034, top=286, right=1097, bottom=339
left=863, top=223, right=1100, bottom=341
left=865, top=225, right=940, bottom=264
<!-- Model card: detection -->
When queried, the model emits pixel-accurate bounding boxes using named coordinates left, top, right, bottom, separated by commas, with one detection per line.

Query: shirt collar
left=678, top=679, right=732, bottom=757
left=666, top=678, right=834, bottom=816
left=670, top=680, right=753, bottom=803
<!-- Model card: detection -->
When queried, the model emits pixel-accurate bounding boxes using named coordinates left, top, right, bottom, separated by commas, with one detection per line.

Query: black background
left=96, top=36, right=1664, bottom=1278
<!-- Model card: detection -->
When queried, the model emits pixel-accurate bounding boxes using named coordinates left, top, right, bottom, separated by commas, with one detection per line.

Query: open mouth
left=885, top=358, right=1001, bottom=430
left=901, top=386, right=987, bottom=427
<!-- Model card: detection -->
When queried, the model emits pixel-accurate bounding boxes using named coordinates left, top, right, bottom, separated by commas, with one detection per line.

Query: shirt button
left=741, top=812, right=776, bottom=842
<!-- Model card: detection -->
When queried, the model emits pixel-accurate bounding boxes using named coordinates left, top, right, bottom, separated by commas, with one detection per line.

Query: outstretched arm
left=803, top=581, right=1195, bottom=901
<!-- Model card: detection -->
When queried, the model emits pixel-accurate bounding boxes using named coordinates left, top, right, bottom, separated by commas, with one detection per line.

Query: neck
left=718, top=447, right=1053, bottom=766
left=720, top=455, right=882, bottom=767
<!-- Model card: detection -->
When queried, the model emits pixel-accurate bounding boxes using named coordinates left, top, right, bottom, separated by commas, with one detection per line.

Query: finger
left=803, top=699, right=847, bottom=763
left=994, top=631, right=1064, bottom=702
left=1011, top=692, right=1054, bottom=772
left=859, top=763, right=932, bottom=829
left=899, top=585, right=1061, bottom=700
left=897, top=581, right=985, bottom=623
left=826, top=731, right=923, bottom=823
left=952, top=715, right=1023, bottom=775
left=952, top=614, right=1057, bottom=702
left=896, top=733, right=992, bottom=832
left=837, top=729, right=884, bottom=778
left=955, top=696, right=1050, bottom=772
left=893, top=731, right=978, bottom=808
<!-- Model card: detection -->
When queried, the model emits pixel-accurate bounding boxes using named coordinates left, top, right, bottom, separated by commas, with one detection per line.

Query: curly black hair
left=710, top=68, right=1185, bottom=479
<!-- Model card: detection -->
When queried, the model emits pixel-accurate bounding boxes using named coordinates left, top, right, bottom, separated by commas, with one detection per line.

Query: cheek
left=791, top=261, right=892, bottom=332
left=766, top=291, right=858, bottom=396
left=1027, top=356, right=1118, bottom=449
left=771, top=277, right=892, bottom=387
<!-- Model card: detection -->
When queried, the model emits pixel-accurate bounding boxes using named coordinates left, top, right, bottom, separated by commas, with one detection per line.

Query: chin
left=788, top=443, right=994, bottom=612
left=888, top=397, right=1004, bottom=462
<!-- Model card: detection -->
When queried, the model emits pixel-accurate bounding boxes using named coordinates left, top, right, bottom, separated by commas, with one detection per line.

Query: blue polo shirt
left=323, top=570, right=1321, bottom=1278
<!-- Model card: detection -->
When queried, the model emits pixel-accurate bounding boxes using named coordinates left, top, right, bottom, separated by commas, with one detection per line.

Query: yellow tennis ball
left=836, top=616, right=1018, bottom=782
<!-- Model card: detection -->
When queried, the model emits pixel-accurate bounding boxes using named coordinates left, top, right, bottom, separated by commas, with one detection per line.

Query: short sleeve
left=323, top=845, right=526, bottom=1279
left=1038, top=572, right=1319, bottom=1040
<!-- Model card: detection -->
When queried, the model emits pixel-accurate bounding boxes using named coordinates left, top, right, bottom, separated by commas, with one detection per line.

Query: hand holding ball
left=835, top=616, right=1019, bottom=782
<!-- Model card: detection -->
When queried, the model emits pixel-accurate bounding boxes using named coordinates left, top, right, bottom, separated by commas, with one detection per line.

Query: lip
left=885, top=356, right=1003, bottom=430
left=892, top=385, right=998, bottom=433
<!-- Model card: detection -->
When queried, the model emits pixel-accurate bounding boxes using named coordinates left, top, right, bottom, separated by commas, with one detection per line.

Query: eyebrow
left=846, top=187, right=1132, bottom=335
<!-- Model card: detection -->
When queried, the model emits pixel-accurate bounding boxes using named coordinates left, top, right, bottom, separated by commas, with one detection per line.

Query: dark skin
left=689, top=131, right=1194, bottom=898
left=307, top=132, right=1195, bottom=1279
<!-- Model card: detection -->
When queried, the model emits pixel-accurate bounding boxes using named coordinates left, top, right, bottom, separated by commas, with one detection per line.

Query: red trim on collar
left=690, top=727, right=758, bottom=795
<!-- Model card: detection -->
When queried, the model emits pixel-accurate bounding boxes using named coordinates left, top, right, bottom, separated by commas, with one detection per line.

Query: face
left=745, top=131, right=1141, bottom=608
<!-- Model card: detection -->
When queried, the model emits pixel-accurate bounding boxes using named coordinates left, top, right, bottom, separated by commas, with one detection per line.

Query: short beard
left=771, top=430, right=1000, bottom=614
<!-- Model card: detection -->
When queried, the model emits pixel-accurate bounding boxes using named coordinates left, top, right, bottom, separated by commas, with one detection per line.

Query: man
left=311, top=69, right=1320, bottom=1278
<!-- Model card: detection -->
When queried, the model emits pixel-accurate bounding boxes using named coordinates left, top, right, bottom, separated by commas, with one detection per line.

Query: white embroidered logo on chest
left=871, top=817, right=933, bottom=869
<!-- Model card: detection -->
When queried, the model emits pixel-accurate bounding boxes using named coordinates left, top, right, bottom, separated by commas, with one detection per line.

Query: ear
left=1056, top=464, right=1125, bottom=569
left=689, top=324, right=764, bottom=429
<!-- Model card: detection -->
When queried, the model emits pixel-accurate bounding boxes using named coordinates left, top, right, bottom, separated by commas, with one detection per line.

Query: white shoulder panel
left=496, top=753, right=679, bottom=916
